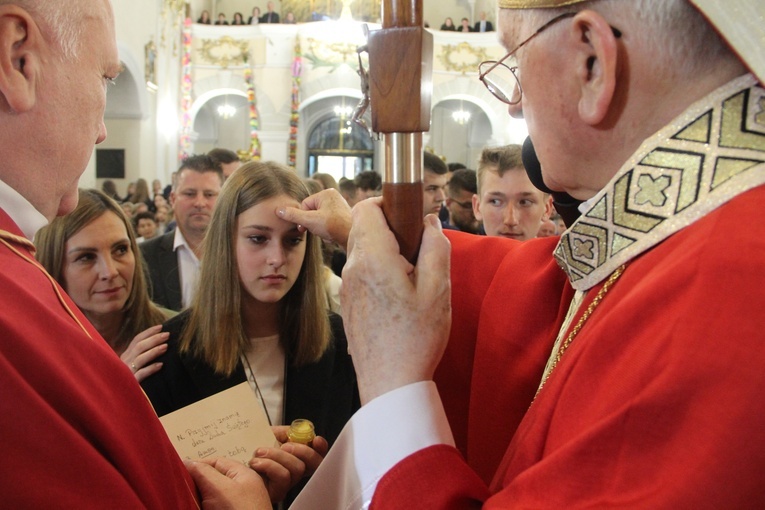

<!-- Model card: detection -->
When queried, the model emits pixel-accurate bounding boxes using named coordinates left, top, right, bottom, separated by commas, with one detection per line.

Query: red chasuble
left=374, top=184, right=765, bottom=509
left=373, top=77, right=765, bottom=508
left=0, top=210, right=199, bottom=508
left=434, top=233, right=572, bottom=484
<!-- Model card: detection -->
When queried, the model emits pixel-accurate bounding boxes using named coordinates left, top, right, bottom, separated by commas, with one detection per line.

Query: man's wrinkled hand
left=276, top=189, right=352, bottom=250
left=341, top=198, right=451, bottom=404
left=185, top=457, right=271, bottom=509
left=246, top=425, right=329, bottom=503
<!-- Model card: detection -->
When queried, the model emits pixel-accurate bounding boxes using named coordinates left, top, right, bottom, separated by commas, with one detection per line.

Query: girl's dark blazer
left=141, top=310, right=359, bottom=449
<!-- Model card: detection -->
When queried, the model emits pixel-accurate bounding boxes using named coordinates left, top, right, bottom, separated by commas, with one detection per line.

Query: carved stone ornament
left=199, top=37, right=251, bottom=68
left=438, top=42, right=489, bottom=74
left=304, top=38, right=360, bottom=70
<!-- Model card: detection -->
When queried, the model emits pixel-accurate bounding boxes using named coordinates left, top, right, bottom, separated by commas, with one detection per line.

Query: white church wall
left=105, top=0, right=518, bottom=187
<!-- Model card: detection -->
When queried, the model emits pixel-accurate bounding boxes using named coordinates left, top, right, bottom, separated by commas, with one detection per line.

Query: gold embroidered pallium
left=756, top=98, right=765, bottom=126
left=555, top=75, right=765, bottom=291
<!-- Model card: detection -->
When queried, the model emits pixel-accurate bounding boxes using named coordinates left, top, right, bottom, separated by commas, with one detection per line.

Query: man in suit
left=474, top=11, right=494, bottom=32
left=260, top=1, right=280, bottom=23
left=141, top=155, right=223, bottom=310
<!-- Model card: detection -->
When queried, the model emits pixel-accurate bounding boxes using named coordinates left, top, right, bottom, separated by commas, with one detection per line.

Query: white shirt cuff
left=291, top=381, right=454, bottom=510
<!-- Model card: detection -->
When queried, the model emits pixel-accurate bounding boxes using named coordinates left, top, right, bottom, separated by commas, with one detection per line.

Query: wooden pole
left=367, top=0, right=432, bottom=263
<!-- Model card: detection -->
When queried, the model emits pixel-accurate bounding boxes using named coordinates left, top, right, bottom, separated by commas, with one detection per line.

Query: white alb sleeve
left=290, top=381, right=454, bottom=510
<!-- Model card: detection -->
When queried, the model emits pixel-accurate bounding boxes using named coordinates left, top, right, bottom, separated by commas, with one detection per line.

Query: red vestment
left=0, top=210, right=199, bottom=508
left=374, top=184, right=765, bottom=509
left=372, top=77, right=765, bottom=508
left=434, top=234, right=572, bottom=484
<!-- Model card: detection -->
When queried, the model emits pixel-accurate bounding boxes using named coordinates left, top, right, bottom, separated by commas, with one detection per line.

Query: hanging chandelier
left=452, top=109, right=471, bottom=125
left=334, top=105, right=354, bottom=117
left=217, top=103, right=237, bottom=119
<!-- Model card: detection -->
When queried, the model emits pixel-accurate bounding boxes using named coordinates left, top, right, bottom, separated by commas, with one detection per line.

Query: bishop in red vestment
left=288, top=1, right=765, bottom=508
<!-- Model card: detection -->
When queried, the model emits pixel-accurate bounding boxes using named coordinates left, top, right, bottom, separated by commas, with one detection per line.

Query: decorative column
left=243, top=66, right=262, bottom=160
left=155, top=0, right=186, bottom=177
left=178, top=17, right=193, bottom=160
left=288, top=40, right=303, bottom=168
left=340, top=0, right=356, bottom=20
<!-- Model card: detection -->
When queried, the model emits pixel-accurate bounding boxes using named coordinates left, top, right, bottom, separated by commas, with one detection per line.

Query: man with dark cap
left=281, top=0, right=765, bottom=508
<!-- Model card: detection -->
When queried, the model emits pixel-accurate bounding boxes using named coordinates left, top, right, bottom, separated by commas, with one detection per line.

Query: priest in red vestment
left=0, top=1, right=268, bottom=506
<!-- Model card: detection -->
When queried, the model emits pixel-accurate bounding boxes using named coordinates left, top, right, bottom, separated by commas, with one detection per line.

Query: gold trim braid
left=0, top=230, right=92, bottom=340
left=535, top=264, right=626, bottom=401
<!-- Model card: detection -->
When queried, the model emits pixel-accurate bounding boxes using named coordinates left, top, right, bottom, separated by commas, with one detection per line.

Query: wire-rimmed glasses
left=478, top=12, right=577, bottom=105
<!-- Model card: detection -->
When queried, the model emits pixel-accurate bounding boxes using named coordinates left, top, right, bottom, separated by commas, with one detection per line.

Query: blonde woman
left=35, top=189, right=171, bottom=381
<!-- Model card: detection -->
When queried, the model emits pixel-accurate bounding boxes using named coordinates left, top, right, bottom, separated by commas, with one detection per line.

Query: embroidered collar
left=556, top=74, right=765, bottom=290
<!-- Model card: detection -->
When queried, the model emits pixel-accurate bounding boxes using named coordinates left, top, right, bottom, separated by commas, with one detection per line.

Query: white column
left=259, top=131, right=292, bottom=168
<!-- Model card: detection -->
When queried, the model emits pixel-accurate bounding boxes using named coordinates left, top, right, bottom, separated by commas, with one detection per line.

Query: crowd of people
left=2, top=0, right=764, bottom=508
left=197, top=2, right=294, bottom=25
left=94, top=143, right=576, bottom=368
left=439, top=11, right=495, bottom=32
left=99, top=177, right=171, bottom=244
left=198, top=6, right=494, bottom=31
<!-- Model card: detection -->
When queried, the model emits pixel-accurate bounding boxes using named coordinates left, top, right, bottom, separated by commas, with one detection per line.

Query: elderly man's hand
left=341, top=198, right=451, bottom=404
left=185, top=457, right=271, bottom=509
left=277, top=189, right=352, bottom=250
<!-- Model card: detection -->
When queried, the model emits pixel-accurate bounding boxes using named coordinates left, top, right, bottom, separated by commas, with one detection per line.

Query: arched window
left=307, top=111, right=374, bottom=181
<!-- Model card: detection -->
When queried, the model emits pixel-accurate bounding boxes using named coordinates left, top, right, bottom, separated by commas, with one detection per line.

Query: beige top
left=242, top=334, right=285, bottom=426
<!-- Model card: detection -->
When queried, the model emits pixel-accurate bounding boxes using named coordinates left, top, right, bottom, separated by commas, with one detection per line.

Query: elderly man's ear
left=0, top=6, right=42, bottom=114
left=569, top=10, right=620, bottom=126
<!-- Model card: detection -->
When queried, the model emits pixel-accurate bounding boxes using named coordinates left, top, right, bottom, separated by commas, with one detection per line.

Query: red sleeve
left=434, top=232, right=517, bottom=457
left=436, top=232, right=572, bottom=483
left=374, top=188, right=765, bottom=508
left=371, top=445, right=489, bottom=510
left=487, top=192, right=765, bottom=507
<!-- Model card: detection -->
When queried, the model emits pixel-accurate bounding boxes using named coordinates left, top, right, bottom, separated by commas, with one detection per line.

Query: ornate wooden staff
left=356, top=0, right=433, bottom=263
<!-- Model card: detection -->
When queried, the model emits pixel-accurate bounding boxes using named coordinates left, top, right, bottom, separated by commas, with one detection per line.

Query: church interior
left=95, top=0, right=527, bottom=191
